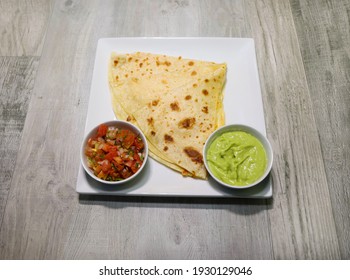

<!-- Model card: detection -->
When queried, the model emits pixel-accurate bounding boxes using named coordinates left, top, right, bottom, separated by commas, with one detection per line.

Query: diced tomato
left=97, top=124, right=108, bottom=137
left=114, top=163, right=124, bottom=172
left=101, top=144, right=110, bottom=153
left=134, top=137, right=144, bottom=151
left=133, top=152, right=141, bottom=162
left=108, top=146, right=118, bottom=153
left=123, top=132, right=136, bottom=149
left=97, top=170, right=107, bottom=179
left=110, top=172, right=121, bottom=179
left=94, top=165, right=102, bottom=175
left=101, top=160, right=111, bottom=173
left=124, top=160, right=133, bottom=168
left=121, top=168, right=132, bottom=179
left=113, top=156, right=123, bottom=165
left=118, top=129, right=128, bottom=140
left=130, top=161, right=140, bottom=173
left=105, top=150, right=117, bottom=162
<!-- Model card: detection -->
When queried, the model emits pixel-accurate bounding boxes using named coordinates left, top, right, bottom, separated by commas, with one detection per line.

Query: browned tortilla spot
left=181, top=169, right=193, bottom=177
left=170, top=102, right=180, bottom=111
left=205, top=79, right=209, bottom=83
left=114, top=60, right=118, bottom=66
left=156, top=60, right=171, bottom=67
left=191, top=71, right=197, bottom=76
left=192, top=83, right=198, bottom=88
left=152, top=99, right=159, bottom=106
left=183, top=147, right=203, bottom=164
left=151, top=131, right=156, bottom=136
left=147, top=117, right=154, bottom=125
left=179, top=117, right=196, bottom=129
left=202, top=89, right=209, bottom=95
left=188, top=61, right=194, bottom=66
left=202, top=106, right=208, bottom=114
left=163, top=146, right=168, bottom=151
left=164, top=134, right=174, bottom=143
left=185, top=95, right=192, bottom=100
left=139, top=63, right=143, bottom=68
left=128, top=57, right=132, bottom=62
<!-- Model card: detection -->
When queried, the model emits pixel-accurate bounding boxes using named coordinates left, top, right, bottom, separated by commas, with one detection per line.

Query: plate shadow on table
left=78, top=194, right=272, bottom=213
left=78, top=165, right=273, bottom=213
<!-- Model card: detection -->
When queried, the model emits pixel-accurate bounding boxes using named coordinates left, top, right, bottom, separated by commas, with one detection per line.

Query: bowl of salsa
left=81, top=120, right=148, bottom=184
left=203, top=124, right=273, bottom=189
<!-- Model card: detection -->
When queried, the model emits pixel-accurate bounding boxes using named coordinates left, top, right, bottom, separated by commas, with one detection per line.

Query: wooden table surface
left=0, top=0, right=349, bottom=260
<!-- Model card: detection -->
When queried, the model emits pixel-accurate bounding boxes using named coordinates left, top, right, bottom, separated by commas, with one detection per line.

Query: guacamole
left=206, top=131, right=267, bottom=186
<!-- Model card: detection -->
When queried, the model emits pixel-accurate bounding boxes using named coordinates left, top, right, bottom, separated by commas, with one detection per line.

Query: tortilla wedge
left=108, top=52, right=226, bottom=179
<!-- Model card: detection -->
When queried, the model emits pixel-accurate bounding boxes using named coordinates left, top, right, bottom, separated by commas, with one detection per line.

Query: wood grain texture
left=0, top=0, right=54, bottom=56
left=0, top=56, right=39, bottom=230
left=0, top=0, right=348, bottom=260
left=290, top=0, right=350, bottom=259
left=224, top=0, right=340, bottom=259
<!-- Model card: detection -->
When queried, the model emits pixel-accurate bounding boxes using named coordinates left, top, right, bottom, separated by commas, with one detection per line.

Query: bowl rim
left=80, top=120, right=149, bottom=185
left=203, top=124, right=273, bottom=189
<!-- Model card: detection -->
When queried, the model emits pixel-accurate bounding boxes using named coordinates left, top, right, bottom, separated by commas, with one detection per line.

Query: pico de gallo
left=85, top=124, right=145, bottom=181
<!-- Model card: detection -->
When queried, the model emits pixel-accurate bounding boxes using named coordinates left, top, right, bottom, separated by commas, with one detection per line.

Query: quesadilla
left=108, top=52, right=226, bottom=179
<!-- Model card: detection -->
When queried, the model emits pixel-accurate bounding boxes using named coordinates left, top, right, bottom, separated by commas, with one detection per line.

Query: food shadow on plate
left=83, top=160, right=151, bottom=193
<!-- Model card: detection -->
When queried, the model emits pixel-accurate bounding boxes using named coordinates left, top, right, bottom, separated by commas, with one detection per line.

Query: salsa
left=206, top=131, right=267, bottom=186
left=85, top=124, right=145, bottom=181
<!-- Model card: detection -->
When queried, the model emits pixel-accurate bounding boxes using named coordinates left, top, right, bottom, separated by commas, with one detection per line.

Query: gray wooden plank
left=0, top=0, right=54, bottom=56
left=290, top=0, right=350, bottom=259
left=0, top=56, right=39, bottom=230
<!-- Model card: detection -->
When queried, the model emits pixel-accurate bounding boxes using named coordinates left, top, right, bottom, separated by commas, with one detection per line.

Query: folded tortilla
left=108, top=52, right=226, bottom=179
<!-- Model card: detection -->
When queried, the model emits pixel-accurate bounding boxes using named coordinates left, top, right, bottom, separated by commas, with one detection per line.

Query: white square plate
left=76, top=37, right=272, bottom=198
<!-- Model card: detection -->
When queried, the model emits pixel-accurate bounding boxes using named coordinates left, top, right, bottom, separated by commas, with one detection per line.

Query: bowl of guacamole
left=203, top=124, right=273, bottom=189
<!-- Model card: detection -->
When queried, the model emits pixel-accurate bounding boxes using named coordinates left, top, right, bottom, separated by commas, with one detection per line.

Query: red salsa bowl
left=81, top=120, right=149, bottom=184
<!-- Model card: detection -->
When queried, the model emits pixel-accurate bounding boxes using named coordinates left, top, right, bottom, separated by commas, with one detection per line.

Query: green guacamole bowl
left=203, top=124, right=273, bottom=189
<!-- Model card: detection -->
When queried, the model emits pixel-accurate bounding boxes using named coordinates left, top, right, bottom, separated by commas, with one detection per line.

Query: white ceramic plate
left=76, top=37, right=272, bottom=198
